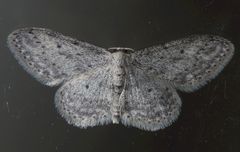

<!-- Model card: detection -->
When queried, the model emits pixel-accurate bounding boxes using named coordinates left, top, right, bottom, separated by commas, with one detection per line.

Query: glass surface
left=0, top=0, right=239, bottom=152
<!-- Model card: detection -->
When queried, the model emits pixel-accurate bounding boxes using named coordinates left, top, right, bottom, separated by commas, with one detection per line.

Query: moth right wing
left=7, top=27, right=111, bottom=87
left=132, top=35, right=234, bottom=92
left=120, top=67, right=182, bottom=131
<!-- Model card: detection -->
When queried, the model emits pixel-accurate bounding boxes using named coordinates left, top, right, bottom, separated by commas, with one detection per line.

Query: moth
left=7, top=27, right=234, bottom=131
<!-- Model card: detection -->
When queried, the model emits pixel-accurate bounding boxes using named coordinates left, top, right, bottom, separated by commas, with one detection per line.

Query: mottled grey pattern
left=7, top=28, right=111, bottom=86
left=55, top=67, right=114, bottom=128
left=134, top=35, right=234, bottom=92
left=121, top=66, right=181, bottom=130
left=7, top=27, right=234, bottom=131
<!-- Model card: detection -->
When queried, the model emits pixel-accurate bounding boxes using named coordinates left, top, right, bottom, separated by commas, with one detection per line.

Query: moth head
left=108, top=47, right=134, bottom=54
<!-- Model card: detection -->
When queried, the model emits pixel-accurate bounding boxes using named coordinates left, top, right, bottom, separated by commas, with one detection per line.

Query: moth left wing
left=7, top=27, right=111, bottom=87
left=132, top=35, right=234, bottom=92
left=55, top=67, right=114, bottom=128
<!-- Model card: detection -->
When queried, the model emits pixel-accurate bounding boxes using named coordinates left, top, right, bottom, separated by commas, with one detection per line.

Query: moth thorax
left=112, top=52, right=126, bottom=95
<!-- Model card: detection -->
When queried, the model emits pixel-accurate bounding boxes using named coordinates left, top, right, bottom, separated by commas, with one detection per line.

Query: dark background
left=0, top=0, right=239, bottom=152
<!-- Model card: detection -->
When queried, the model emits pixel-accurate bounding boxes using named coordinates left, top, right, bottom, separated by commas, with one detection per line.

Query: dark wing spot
left=206, top=69, right=211, bottom=73
left=72, top=41, right=79, bottom=45
left=57, top=44, right=61, bottom=48
left=180, top=49, right=184, bottom=54
left=212, top=64, right=217, bottom=67
left=147, top=88, right=152, bottom=92
left=116, top=85, right=123, bottom=89
left=85, top=85, right=89, bottom=89
left=28, top=29, right=34, bottom=34
left=148, top=67, right=153, bottom=70
left=47, top=31, right=57, bottom=37
left=197, top=75, right=202, bottom=79
left=163, top=46, right=168, bottom=49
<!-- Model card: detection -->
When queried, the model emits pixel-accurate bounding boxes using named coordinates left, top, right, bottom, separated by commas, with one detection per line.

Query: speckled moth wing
left=120, top=67, right=181, bottom=131
left=133, top=35, right=234, bottom=92
left=7, top=27, right=111, bottom=86
left=54, top=67, right=114, bottom=128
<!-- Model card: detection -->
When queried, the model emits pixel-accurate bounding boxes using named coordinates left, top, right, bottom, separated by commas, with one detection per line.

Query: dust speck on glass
left=7, top=27, right=234, bottom=131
